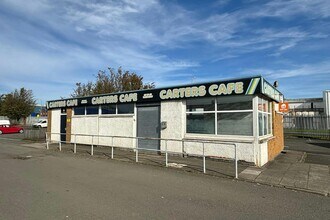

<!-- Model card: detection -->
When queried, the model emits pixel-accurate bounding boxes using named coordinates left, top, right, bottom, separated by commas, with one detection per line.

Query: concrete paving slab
left=239, top=167, right=263, bottom=180
left=289, top=163, right=310, bottom=171
left=310, top=164, right=329, bottom=172
left=294, top=180, right=308, bottom=189
left=266, top=176, right=283, bottom=185
left=308, top=181, right=330, bottom=194
left=240, top=150, right=330, bottom=196
left=279, top=176, right=295, bottom=187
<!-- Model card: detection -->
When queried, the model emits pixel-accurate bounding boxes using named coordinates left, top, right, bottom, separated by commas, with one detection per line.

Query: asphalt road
left=285, top=137, right=330, bottom=165
left=285, top=137, right=330, bottom=155
left=0, top=138, right=329, bottom=220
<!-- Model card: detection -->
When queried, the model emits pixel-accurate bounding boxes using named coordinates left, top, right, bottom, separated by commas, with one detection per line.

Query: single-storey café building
left=46, top=76, right=284, bottom=166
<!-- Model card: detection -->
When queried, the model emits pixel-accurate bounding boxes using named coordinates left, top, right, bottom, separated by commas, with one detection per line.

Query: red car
left=0, top=125, right=24, bottom=134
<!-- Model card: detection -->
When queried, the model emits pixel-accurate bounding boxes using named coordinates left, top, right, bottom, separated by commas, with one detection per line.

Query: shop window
left=217, top=96, right=252, bottom=110
left=86, top=106, right=99, bottom=115
left=186, top=96, right=253, bottom=136
left=101, top=105, right=116, bottom=114
left=186, top=98, right=215, bottom=112
left=186, top=113, right=215, bottom=134
left=258, top=97, right=272, bottom=136
left=258, top=112, right=264, bottom=136
left=118, top=103, right=134, bottom=114
left=74, top=107, right=85, bottom=115
left=217, top=112, right=253, bottom=136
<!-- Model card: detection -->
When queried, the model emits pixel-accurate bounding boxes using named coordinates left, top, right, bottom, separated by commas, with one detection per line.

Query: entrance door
left=137, top=104, right=160, bottom=151
left=60, top=115, right=67, bottom=142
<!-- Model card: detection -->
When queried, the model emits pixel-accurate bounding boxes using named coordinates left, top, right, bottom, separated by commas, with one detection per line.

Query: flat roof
left=285, top=98, right=323, bottom=102
left=47, top=76, right=283, bottom=109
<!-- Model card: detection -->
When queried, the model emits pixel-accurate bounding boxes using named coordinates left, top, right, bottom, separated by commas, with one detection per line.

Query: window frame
left=257, top=97, right=273, bottom=137
left=74, top=104, right=136, bottom=116
left=186, top=96, right=254, bottom=136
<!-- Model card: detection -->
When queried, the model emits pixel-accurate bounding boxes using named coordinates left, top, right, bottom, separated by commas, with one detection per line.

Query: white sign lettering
left=119, top=93, right=138, bottom=103
left=159, top=86, right=206, bottom=100
left=209, top=82, right=244, bottom=96
left=92, top=95, right=118, bottom=105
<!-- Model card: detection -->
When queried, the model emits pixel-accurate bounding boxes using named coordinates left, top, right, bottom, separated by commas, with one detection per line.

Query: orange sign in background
left=279, top=102, right=289, bottom=112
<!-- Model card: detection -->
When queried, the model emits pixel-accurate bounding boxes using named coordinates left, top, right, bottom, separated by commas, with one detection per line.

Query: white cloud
left=257, top=0, right=330, bottom=19
left=0, top=0, right=329, bottom=100
left=240, top=61, right=330, bottom=80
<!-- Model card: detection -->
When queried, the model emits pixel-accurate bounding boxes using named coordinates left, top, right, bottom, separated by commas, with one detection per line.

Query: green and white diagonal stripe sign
left=246, top=78, right=260, bottom=95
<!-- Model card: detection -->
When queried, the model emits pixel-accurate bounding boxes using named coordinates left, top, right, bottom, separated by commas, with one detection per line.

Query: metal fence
left=283, top=115, right=330, bottom=139
left=23, top=128, right=46, bottom=140
left=46, top=132, right=240, bottom=179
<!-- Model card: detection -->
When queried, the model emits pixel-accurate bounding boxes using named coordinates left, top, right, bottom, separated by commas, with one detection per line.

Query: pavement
left=239, top=151, right=330, bottom=195
left=1, top=133, right=330, bottom=197
left=47, top=141, right=251, bottom=179
left=240, top=137, right=330, bottom=196
left=0, top=137, right=329, bottom=220
left=37, top=138, right=330, bottom=196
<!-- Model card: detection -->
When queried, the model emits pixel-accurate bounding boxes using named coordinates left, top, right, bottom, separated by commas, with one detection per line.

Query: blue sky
left=0, top=0, right=329, bottom=104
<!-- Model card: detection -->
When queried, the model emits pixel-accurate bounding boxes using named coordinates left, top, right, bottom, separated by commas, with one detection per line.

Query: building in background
left=324, top=90, right=330, bottom=116
left=25, top=105, right=48, bottom=125
left=46, top=76, right=284, bottom=167
left=283, top=90, right=330, bottom=137
left=285, top=90, right=330, bottom=116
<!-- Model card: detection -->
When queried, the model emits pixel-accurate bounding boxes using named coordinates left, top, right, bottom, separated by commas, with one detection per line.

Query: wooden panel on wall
left=268, top=102, right=284, bottom=161
left=66, top=108, right=72, bottom=143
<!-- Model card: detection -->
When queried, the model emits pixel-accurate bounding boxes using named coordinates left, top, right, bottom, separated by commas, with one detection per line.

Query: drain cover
left=14, top=155, right=32, bottom=160
left=167, top=163, right=187, bottom=168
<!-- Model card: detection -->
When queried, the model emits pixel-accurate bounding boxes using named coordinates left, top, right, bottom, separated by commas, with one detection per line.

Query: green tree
left=0, top=94, right=5, bottom=115
left=72, top=67, right=155, bottom=97
left=1, top=88, right=36, bottom=123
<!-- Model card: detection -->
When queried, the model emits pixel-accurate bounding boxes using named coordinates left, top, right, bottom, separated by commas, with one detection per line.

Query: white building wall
left=324, top=90, right=330, bottom=116
left=71, top=116, right=98, bottom=145
left=51, top=109, right=61, bottom=141
left=160, top=100, right=185, bottom=153
left=71, top=115, right=135, bottom=148
left=183, top=140, right=255, bottom=163
left=48, top=97, right=270, bottom=165
left=98, top=116, right=135, bottom=148
left=160, top=100, right=256, bottom=163
left=259, top=141, right=268, bottom=166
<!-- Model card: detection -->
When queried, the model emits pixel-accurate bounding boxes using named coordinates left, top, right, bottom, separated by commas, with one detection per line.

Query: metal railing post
left=91, top=135, right=94, bottom=156
left=111, top=137, right=114, bottom=159
left=165, top=140, right=168, bottom=167
left=203, top=142, right=206, bottom=174
left=47, top=133, right=242, bottom=179
left=135, top=138, right=139, bottom=162
left=235, top=143, right=238, bottom=179
left=46, top=132, right=49, bottom=150
left=74, top=134, right=77, bottom=154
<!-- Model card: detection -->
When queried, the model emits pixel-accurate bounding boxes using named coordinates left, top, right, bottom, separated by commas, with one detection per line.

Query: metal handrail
left=45, top=132, right=239, bottom=178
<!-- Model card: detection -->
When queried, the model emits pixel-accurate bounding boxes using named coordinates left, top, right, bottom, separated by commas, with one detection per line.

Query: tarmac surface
left=284, top=137, right=330, bottom=155
left=0, top=136, right=330, bottom=219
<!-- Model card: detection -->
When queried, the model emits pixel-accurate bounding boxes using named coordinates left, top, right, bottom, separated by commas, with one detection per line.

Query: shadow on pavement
left=47, top=142, right=251, bottom=179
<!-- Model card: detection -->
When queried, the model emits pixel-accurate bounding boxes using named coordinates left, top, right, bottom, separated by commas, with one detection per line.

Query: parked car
left=33, top=119, right=48, bottom=128
left=0, top=125, right=24, bottom=134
